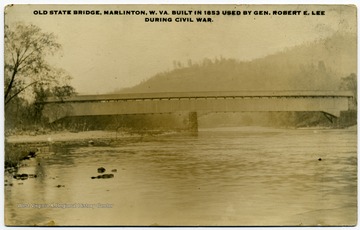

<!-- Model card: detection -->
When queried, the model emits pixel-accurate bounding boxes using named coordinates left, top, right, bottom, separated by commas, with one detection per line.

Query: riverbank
left=4, top=129, right=178, bottom=170
left=4, top=131, right=122, bottom=170
left=6, top=130, right=134, bottom=144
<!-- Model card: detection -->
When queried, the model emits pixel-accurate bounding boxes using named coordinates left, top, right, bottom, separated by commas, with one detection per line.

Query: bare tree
left=4, top=22, right=69, bottom=106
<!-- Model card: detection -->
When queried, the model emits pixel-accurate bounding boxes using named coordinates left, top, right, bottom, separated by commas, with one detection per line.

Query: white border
left=1, top=1, right=358, bottom=230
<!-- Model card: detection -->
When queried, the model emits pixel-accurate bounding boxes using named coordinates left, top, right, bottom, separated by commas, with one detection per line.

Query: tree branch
left=4, top=65, right=18, bottom=101
left=5, top=81, right=39, bottom=106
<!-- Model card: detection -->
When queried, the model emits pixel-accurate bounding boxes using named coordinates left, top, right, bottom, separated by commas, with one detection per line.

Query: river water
left=5, top=127, right=357, bottom=226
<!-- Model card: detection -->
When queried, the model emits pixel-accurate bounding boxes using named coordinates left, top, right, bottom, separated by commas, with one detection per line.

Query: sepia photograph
left=3, top=4, right=357, bottom=226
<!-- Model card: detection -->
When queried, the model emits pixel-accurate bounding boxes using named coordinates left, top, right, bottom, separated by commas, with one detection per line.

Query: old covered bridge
left=41, top=91, right=353, bottom=131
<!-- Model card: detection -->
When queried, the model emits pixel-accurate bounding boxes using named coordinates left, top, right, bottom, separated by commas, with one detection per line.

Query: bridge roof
left=45, top=90, right=353, bottom=103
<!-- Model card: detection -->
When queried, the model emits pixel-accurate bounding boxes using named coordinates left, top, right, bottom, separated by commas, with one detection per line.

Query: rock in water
left=97, top=167, right=106, bottom=173
left=94, top=174, right=114, bottom=179
left=100, top=174, right=114, bottom=179
left=13, top=174, right=29, bottom=180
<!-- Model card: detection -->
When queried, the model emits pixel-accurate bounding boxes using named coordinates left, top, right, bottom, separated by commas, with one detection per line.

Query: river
left=4, top=127, right=357, bottom=226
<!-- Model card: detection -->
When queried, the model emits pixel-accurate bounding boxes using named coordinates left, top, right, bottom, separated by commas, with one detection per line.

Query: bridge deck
left=45, top=91, right=353, bottom=103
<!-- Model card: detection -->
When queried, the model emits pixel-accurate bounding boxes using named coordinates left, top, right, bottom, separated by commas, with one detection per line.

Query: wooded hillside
left=119, top=32, right=356, bottom=93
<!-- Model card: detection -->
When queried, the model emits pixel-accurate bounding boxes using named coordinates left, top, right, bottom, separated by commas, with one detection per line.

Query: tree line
left=5, top=22, right=76, bottom=131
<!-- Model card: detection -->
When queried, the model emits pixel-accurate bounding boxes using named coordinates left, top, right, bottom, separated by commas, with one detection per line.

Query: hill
left=118, top=32, right=356, bottom=93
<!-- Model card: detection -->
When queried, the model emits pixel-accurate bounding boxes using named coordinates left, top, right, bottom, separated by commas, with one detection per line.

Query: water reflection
left=5, top=127, right=357, bottom=226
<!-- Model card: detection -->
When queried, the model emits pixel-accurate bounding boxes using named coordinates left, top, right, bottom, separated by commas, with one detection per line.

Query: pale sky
left=5, top=4, right=357, bottom=94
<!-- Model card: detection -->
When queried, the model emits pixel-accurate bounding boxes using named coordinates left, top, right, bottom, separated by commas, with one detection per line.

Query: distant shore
left=5, top=130, right=136, bottom=144
left=6, top=125, right=356, bottom=144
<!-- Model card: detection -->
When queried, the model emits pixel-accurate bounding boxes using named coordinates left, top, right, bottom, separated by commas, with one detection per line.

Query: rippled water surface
left=5, top=127, right=357, bottom=226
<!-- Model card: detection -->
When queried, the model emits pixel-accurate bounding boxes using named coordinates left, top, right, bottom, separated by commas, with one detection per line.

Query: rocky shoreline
left=4, top=130, right=137, bottom=174
left=4, top=129, right=179, bottom=173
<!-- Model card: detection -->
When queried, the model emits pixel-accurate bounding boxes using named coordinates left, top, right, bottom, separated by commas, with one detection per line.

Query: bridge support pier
left=188, top=112, right=198, bottom=132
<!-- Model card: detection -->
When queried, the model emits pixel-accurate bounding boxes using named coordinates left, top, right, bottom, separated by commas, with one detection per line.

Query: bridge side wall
left=42, top=97, right=350, bottom=123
